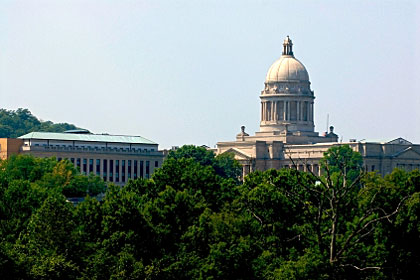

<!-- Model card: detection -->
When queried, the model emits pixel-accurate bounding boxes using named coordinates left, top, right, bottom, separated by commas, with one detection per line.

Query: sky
left=1, top=0, right=419, bottom=149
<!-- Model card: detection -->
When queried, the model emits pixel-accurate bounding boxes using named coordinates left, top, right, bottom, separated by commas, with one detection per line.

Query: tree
left=14, top=192, right=80, bottom=280
left=0, top=108, right=81, bottom=138
left=1, top=144, right=419, bottom=279
left=289, top=145, right=413, bottom=277
left=167, top=145, right=241, bottom=181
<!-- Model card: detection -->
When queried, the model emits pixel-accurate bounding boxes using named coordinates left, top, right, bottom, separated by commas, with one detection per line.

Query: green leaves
left=0, top=146, right=419, bottom=279
left=0, top=108, right=81, bottom=138
left=167, top=145, right=242, bottom=181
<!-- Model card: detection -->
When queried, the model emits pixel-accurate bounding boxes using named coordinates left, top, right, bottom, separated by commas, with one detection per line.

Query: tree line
left=0, top=108, right=81, bottom=138
left=0, top=145, right=419, bottom=279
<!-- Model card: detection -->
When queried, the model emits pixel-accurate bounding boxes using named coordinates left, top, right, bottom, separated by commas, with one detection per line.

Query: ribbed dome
left=265, top=56, right=309, bottom=83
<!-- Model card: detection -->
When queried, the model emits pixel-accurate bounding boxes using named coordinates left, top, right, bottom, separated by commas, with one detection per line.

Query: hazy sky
left=1, top=0, right=419, bottom=148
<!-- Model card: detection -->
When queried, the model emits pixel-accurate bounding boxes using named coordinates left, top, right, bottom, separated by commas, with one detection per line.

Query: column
left=264, top=102, right=267, bottom=121
left=131, top=159, right=134, bottom=180
left=283, top=101, right=287, bottom=120
left=99, top=158, right=103, bottom=178
left=125, top=160, right=128, bottom=183
left=261, top=102, right=264, bottom=121
left=310, top=103, right=313, bottom=121
left=306, top=102, right=310, bottom=122
left=105, top=159, right=109, bottom=181
left=297, top=101, right=300, bottom=121
left=271, top=101, right=275, bottom=121
left=274, top=101, right=278, bottom=121
left=112, top=159, right=116, bottom=182
left=287, top=101, right=290, bottom=121
left=273, top=101, right=276, bottom=121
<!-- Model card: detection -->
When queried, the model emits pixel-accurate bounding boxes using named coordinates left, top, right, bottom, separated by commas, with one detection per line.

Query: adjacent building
left=1, top=129, right=164, bottom=186
left=217, top=36, right=420, bottom=177
left=0, top=138, right=23, bottom=160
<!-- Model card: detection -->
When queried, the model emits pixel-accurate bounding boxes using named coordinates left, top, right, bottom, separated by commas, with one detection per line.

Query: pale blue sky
left=1, top=0, right=419, bottom=148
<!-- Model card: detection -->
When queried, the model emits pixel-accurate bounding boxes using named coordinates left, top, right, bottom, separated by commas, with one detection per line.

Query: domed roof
left=265, top=36, right=310, bottom=83
left=265, top=56, right=309, bottom=82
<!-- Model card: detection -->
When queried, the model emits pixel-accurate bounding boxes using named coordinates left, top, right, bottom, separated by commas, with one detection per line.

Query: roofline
left=21, top=138, right=158, bottom=146
left=18, top=131, right=158, bottom=145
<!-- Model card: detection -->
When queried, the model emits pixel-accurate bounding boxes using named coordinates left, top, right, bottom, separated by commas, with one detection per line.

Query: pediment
left=222, top=148, right=252, bottom=160
left=387, top=138, right=412, bottom=145
left=392, top=147, right=420, bottom=159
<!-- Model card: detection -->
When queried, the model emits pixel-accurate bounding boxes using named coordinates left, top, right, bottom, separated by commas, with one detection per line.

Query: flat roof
left=18, top=132, right=157, bottom=145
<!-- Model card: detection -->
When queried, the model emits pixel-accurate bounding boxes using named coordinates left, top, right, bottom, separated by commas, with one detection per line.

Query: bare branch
left=286, top=234, right=301, bottom=242
left=336, top=195, right=410, bottom=260
left=250, top=210, right=264, bottom=225
left=340, top=264, right=381, bottom=271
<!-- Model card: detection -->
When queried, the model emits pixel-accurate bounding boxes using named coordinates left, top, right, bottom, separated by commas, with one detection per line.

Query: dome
left=265, top=56, right=309, bottom=83
left=265, top=36, right=309, bottom=83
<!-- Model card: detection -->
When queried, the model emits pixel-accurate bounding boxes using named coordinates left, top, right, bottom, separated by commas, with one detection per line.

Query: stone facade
left=218, top=138, right=420, bottom=178
left=216, top=36, right=420, bottom=177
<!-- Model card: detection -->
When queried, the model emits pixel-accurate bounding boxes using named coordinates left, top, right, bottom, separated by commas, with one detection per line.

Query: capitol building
left=217, top=36, right=420, bottom=177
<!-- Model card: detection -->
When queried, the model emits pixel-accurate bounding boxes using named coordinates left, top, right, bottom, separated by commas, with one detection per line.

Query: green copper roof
left=18, top=132, right=157, bottom=145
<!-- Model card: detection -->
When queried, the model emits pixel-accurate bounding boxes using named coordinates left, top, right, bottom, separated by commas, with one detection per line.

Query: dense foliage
left=0, top=145, right=419, bottom=279
left=0, top=108, right=81, bottom=138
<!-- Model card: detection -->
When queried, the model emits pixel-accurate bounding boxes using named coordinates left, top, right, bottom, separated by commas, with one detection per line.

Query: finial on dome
left=282, top=35, right=294, bottom=56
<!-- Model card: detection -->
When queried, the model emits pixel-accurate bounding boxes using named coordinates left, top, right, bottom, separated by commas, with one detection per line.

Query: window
left=155, top=161, right=158, bottom=168
left=278, top=101, right=284, bottom=121
left=71, top=158, right=75, bottom=164
left=76, top=158, right=81, bottom=169
left=89, top=159, right=93, bottom=173
left=140, top=161, right=144, bottom=178
left=103, top=159, right=108, bottom=181
left=128, top=160, right=132, bottom=179
left=134, top=160, right=138, bottom=179
left=96, top=159, right=100, bottom=176
left=146, top=161, right=150, bottom=178
left=83, top=159, right=87, bottom=174
left=109, top=160, right=114, bottom=182
left=290, top=101, right=297, bottom=121
left=303, top=102, right=308, bottom=121
left=122, top=160, right=126, bottom=182
left=371, top=165, right=375, bottom=171
left=115, top=160, right=119, bottom=182
left=57, top=158, right=62, bottom=162
left=313, top=164, right=319, bottom=175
